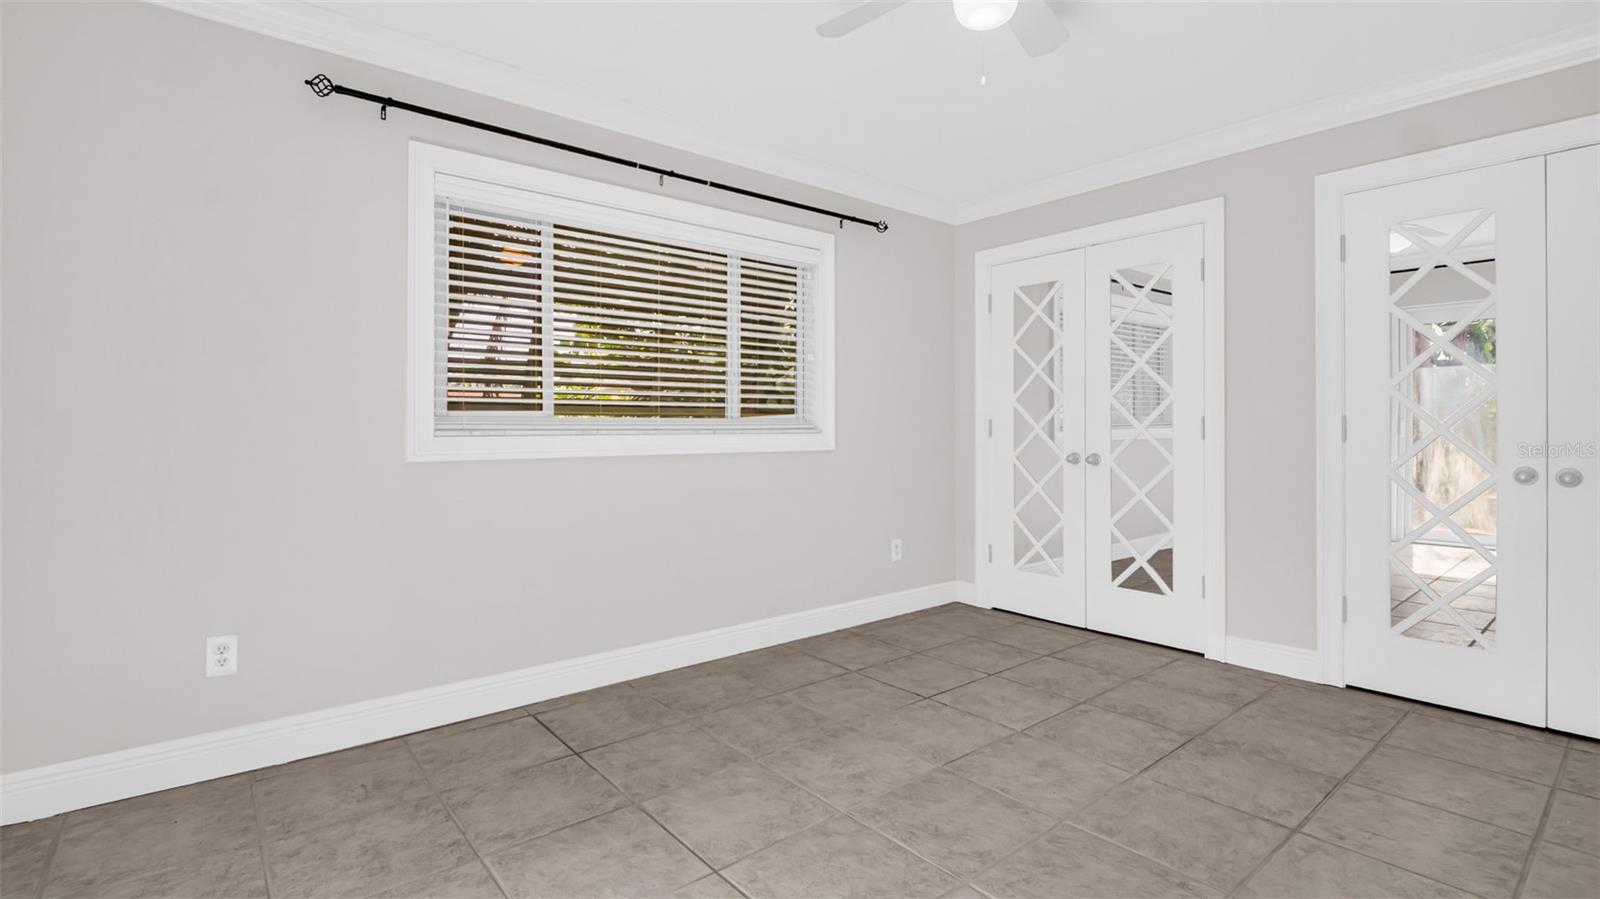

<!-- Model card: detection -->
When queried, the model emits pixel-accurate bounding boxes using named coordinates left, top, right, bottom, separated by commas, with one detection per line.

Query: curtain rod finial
left=876, top=221, right=889, bottom=233
left=306, top=74, right=335, bottom=98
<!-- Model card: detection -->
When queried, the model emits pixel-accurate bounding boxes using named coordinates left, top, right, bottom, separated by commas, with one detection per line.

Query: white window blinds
left=434, top=196, right=818, bottom=437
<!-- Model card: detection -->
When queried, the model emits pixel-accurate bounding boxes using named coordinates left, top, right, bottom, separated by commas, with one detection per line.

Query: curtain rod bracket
left=301, top=72, right=889, bottom=234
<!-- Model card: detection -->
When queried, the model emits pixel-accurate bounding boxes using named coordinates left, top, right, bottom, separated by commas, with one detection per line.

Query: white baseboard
left=0, top=581, right=961, bottom=825
left=1224, top=636, right=1323, bottom=684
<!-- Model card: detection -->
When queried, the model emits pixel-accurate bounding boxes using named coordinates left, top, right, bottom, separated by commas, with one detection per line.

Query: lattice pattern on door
left=1013, top=282, right=1067, bottom=576
left=1387, top=209, right=1499, bottom=649
left=1108, top=265, right=1176, bottom=596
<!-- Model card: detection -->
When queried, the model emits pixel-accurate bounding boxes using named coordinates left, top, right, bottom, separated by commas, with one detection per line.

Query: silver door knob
left=1066, top=452, right=1082, bottom=465
left=1556, top=468, right=1584, bottom=488
left=1512, top=466, right=1539, bottom=485
left=1085, top=453, right=1102, bottom=466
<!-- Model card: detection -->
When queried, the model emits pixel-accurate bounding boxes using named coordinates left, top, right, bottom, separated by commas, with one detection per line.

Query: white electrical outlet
left=206, top=635, right=238, bottom=677
left=889, top=538, right=903, bottom=562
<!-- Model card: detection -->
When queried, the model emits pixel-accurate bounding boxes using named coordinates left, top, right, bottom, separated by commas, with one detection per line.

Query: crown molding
left=149, top=2, right=1595, bottom=227
left=146, top=0, right=961, bottom=224
left=951, top=24, right=1600, bottom=224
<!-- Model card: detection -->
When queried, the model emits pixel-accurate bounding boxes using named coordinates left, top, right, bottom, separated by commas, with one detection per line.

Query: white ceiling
left=166, top=1, right=1599, bottom=223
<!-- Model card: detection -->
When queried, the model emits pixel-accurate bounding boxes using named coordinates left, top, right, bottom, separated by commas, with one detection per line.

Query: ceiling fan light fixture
left=952, top=0, right=1018, bottom=32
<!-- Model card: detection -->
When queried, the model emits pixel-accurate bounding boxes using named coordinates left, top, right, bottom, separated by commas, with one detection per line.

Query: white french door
left=988, top=251, right=1087, bottom=625
left=986, top=226, right=1208, bottom=651
left=1341, top=152, right=1598, bottom=729
left=1085, top=227, right=1207, bottom=651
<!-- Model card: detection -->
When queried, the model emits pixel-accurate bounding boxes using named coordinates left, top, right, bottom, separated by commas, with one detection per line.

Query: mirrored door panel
left=1084, top=227, right=1206, bottom=651
left=1343, top=157, right=1547, bottom=725
left=988, top=251, right=1086, bottom=625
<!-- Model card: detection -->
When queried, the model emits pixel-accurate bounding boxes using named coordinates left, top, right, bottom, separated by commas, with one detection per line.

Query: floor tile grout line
left=246, top=779, right=277, bottom=899
left=1373, top=718, right=1569, bottom=790
left=1220, top=697, right=1422, bottom=898
left=397, top=737, right=513, bottom=899
left=1510, top=741, right=1571, bottom=898
left=23, top=813, right=64, bottom=899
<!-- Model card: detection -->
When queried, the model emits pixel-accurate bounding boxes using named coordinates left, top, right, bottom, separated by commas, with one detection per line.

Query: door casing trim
left=972, top=198, right=1227, bottom=661
left=1313, top=114, right=1600, bottom=687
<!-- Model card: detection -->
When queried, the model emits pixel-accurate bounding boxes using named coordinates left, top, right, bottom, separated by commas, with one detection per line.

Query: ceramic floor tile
left=266, top=797, right=475, bottom=899
left=49, top=776, right=258, bottom=886
left=859, top=700, right=1013, bottom=765
left=1385, top=714, right=1565, bottom=784
left=934, top=676, right=1077, bottom=730
left=410, top=716, right=571, bottom=790
left=633, top=661, right=772, bottom=715
left=43, top=846, right=267, bottom=899
left=853, top=769, right=1054, bottom=878
left=721, top=816, right=956, bottom=899
left=674, top=873, right=746, bottom=898
left=1303, top=783, right=1531, bottom=898
left=794, top=633, right=911, bottom=670
left=1558, top=745, right=1600, bottom=798
left=783, top=673, right=922, bottom=724
left=641, top=761, right=833, bottom=868
left=1071, top=777, right=1289, bottom=890
left=917, top=609, right=1013, bottom=637
left=441, top=755, right=629, bottom=851
left=1413, top=705, right=1569, bottom=745
left=1088, top=681, right=1237, bottom=735
left=761, top=728, right=935, bottom=808
left=1, top=817, right=61, bottom=899
left=1146, top=740, right=1338, bottom=827
left=254, top=741, right=433, bottom=838
left=523, top=682, right=638, bottom=715
left=999, top=657, right=1126, bottom=703
left=1248, top=684, right=1407, bottom=740
left=404, top=708, right=528, bottom=746
left=924, top=637, right=1039, bottom=674
left=368, top=861, right=504, bottom=899
left=534, top=692, right=685, bottom=752
left=1350, top=744, right=1550, bottom=834
left=946, top=733, right=1130, bottom=818
left=723, top=646, right=849, bottom=694
left=1236, top=834, right=1473, bottom=898
left=1202, top=707, right=1375, bottom=779
left=582, top=722, right=747, bottom=800
left=972, top=822, right=1221, bottom=899
left=985, top=622, right=1094, bottom=655
left=1053, top=640, right=1176, bottom=679
left=696, top=694, right=843, bottom=757
left=1542, top=789, right=1600, bottom=857
left=861, top=654, right=985, bottom=697
left=1136, top=659, right=1273, bottom=706
left=1520, top=840, right=1600, bottom=899
left=1026, top=706, right=1189, bottom=773
left=487, top=806, right=711, bottom=898
left=866, top=618, right=969, bottom=652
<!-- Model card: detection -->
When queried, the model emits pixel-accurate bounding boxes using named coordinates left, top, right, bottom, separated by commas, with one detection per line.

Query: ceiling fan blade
left=1008, top=0, right=1070, bottom=57
left=815, top=0, right=909, bottom=38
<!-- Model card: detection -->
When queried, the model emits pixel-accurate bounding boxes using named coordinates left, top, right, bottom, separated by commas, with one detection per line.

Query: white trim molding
left=1224, top=637, right=1323, bottom=684
left=954, top=26, right=1600, bottom=223
left=1313, top=115, right=1600, bottom=687
left=971, top=197, right=1226, bottom=662
left=0, top=581, right=962, bottom=825
left=149, top=1, right=1596, bottom=226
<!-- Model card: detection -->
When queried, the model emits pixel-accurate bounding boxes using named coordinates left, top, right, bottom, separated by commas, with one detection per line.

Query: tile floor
left=3, top=603, right=1597, bottom=898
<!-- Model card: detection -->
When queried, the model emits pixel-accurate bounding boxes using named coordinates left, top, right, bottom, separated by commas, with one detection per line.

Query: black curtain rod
left=304, top=74, right=889, bottom=234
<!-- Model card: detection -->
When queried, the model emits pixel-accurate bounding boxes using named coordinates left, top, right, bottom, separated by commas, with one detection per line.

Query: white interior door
left=1343, top=158, right=1548, bottom=725
left=1083, top=227, right=1207, bottom=651
left=988, top=251, right=1087, bottom=625
left=1547, top=144, right=1600, bottom=738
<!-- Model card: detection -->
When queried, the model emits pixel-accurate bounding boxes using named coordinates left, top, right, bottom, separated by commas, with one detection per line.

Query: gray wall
left=953, top=62, right=1600, bottom=650
left=0, top=2, right=955, bottom=773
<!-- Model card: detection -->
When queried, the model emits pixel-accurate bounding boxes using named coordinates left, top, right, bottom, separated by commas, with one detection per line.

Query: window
left=408, top=143, right=834, bottom=461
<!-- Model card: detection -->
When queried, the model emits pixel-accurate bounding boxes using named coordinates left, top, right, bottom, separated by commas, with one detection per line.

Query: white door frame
left=973, top=198, right=1227, bottom=661
left=1313, top=114, right=1600, bottom=687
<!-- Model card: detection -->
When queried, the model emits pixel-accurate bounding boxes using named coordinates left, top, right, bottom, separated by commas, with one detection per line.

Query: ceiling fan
left=817, top=0, right=1070, bottom=58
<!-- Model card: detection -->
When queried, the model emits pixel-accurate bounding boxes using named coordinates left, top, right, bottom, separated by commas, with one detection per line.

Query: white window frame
left=407, top=142, right=836, bottom=462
